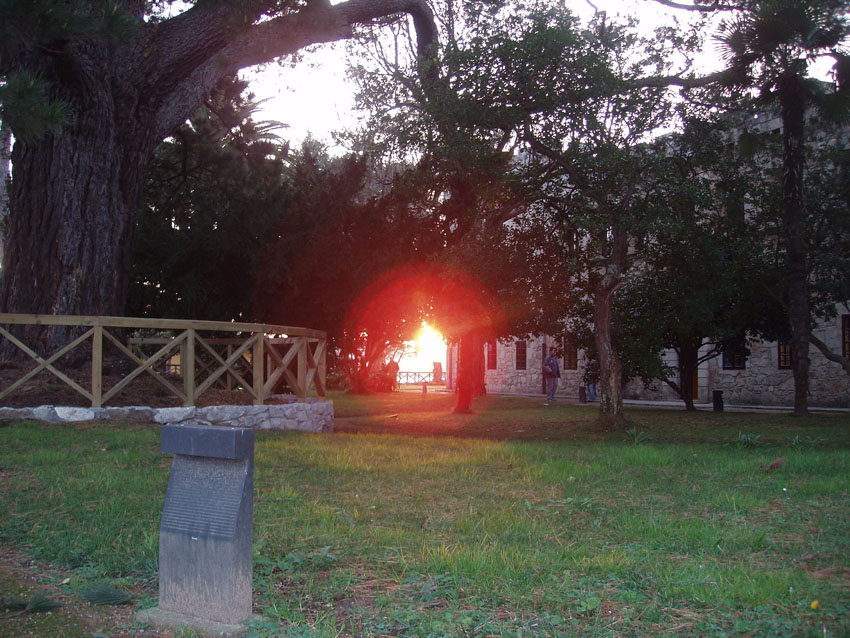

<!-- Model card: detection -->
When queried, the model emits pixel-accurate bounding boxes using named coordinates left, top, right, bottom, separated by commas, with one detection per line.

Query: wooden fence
left=0, top=314, right=326, bottom=407
left=397, top=371, right=435, bottom=385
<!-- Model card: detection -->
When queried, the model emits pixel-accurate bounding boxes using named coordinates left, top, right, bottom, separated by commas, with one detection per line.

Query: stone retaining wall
left=0, top=394, right=334, bottom=432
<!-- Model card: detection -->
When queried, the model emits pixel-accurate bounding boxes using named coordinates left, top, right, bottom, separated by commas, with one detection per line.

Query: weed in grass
left=792, top=434, right=828, bottom=448
left=78, top=583, right=135, bottom=606
left=736, top=430, right=762, bottom=448
left=624, top=426, right=652, bottom=445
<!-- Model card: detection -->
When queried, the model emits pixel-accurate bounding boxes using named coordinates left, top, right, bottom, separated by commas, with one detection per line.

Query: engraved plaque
left=161, top=456, right=244, bottom=538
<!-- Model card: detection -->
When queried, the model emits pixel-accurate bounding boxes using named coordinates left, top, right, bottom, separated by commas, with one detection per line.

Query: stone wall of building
left=707, top=314, right=849, bottom=408
left=452, top=338, right=589, bottom=399
left=451, top=312, right=849, bottom=408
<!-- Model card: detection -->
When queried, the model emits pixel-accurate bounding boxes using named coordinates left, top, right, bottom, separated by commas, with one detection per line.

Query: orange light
left=401, top=322, right=446, bottom=372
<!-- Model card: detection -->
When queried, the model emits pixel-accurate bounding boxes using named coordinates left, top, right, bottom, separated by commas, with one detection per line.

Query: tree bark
left=2, top=0, right=437, bottom=355
left=677, top=338, right=701, bottom=411
left=454, top=331, right=485, bottom=413
left=592, top=225, right=628, bottom=426
left=593, top=283, right=624, bottom=426
left=2, top=74, right=151, bottom=354
left=0, top=121, right=10, bottom=264
left=778, top=73, right=810, bottom=416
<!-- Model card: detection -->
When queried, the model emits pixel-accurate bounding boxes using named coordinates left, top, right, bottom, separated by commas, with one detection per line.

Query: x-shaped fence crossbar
left=0, top=314, right=326, bottom=407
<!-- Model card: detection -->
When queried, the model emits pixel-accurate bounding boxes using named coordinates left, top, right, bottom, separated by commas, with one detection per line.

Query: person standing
left=543, top=346, right=560, bottom=403
left=584, top=356, right=598, bottom=402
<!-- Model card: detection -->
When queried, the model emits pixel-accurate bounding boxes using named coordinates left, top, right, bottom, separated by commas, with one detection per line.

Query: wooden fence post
left=253, top=333, right=265, bottom=405
left=183, top=329, right=195, bottom=407
left=92, top=325, right=103, bottom=408
left=318, top=340, right=326, bottom=397
left=297, top=338, right=307, bottom=402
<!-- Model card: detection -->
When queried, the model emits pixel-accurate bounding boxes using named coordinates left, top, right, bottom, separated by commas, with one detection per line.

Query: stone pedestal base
left=136, top=607, right=264, bottom=637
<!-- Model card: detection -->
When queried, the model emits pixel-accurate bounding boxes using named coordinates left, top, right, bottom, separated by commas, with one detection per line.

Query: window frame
left=486, top=341, right=497, bottom=370
left=562, top=337, right=578, bottom=370
left=777, top=342, right=792, bottom=370
left=515, top=339, right=527, bottom=370
left=722, top=340, right=747, bottom=370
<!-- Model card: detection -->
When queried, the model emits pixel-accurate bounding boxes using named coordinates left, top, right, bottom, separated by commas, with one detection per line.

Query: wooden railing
left=0, top=314, right=326, bottom=407
left=397, top=371, right=435, bottom=384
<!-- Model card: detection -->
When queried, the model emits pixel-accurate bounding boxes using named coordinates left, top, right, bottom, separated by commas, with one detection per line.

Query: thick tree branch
left=628, top=69, right=730, bottom=90
left=152, top=0, right=438, bottom=149
left=523, top=130, right=590, bottom=192
left=810, top=331, right=850, bottom=378
left=647, top=0, right=742, bottom=12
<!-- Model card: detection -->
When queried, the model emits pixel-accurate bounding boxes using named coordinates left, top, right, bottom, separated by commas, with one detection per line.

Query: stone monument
left=138, top=424, right=257, bottom=636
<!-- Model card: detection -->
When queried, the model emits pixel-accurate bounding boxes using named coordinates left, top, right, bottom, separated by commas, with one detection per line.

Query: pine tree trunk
left=1, top=110, right=146, bottom=356
left=778, top=73, right=810, bottom=416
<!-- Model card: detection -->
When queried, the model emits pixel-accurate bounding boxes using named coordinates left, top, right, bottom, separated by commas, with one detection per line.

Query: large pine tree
left=0, top=0, right=436, bottom=353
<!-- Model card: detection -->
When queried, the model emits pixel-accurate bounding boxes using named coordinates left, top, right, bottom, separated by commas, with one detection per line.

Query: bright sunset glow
left=399, top=323, right=446, bottom=373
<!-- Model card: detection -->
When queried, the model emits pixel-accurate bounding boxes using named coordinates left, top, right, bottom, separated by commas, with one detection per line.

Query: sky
left=245, top=0, right=722, bottom=145
left=248, top=0, right=837, bottom=144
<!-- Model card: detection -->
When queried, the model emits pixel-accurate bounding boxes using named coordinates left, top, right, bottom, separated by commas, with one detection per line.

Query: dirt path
left=0, top=547, right=170, bottom=638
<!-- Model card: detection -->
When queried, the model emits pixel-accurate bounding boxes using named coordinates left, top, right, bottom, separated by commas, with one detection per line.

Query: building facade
left=447, top=309, right=850, bottom=408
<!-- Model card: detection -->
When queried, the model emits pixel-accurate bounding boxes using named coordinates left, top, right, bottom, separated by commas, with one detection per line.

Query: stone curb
left=136, top=607, right=265, bottom=637
left=0, top=394, right=334, bottom=432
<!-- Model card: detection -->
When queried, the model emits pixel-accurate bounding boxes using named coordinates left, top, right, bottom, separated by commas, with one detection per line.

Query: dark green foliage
left=612, top=114, right=788, bottom=407
left=0, top=71, right=68, bottom=141
left=129, top=77, right=292, bottom=321
left=0, top=0, right=136, bottom=139
left=806, top=125, right=850, bottom=320
left=130, top=77, right=449, bottom=389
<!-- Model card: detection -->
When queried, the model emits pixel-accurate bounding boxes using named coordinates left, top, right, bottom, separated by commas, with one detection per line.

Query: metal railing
left=0, top=314, right=326, bottom=407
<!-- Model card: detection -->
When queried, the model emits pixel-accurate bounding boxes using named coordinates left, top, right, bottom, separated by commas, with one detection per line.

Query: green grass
left=1, top=396, right=849, bottom=637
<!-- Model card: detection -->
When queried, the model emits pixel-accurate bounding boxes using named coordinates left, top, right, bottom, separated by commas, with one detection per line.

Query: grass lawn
left=1, top=392, right=848, bottom=637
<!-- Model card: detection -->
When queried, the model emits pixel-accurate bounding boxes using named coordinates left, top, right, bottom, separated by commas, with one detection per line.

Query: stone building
left=447, top=309, right=849, bottom=408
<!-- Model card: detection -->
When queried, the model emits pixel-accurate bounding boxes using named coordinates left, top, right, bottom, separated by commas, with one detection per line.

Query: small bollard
left=713, top=390, right=724, bottom=412
left=422, top=383, right=428, bottom=394
left=138, top=425, right=256, bottom=635
left=578, top=386, right=587, bottom=404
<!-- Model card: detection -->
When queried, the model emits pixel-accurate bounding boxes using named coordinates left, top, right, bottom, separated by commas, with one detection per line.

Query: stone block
left=157, top=425, right=254, bottom=626
left=0, top=407, right=33, bottom=420
left=55, top=407, right=97, bottom=421
left=32, top=406, right=59, bottom=422
left=154, top=407, right=197, bottom=424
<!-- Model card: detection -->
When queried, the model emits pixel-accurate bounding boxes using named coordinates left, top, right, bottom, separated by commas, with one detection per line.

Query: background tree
left=679, top=0, right=850, bottom=413
left=785, top=109, right=850, bottom=377
left=348, top=3, right=637, bottom=418
left=612, top=114, right=786, bottom=410
left=255, top=153, right=442, bottom=393
left=0, top=0, right=438, bottom=354
left=129, top=77, right=292, bottom=321
left=513, top=12, right=696, bottom=424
